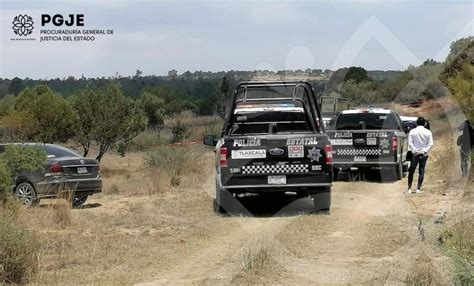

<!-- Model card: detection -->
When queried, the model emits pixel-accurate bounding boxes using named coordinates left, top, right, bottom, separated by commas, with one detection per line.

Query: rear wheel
left=310, top=187, right=331, bottom=211
left=215, top=182, right=234, bottom=214
left=14, top=182, right=39, bottom=206
left=72, top=194, right=88, bottom=209
left=395, top=160, right=403, bottom=180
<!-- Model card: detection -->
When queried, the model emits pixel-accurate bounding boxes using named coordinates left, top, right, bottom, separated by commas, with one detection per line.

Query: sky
left=0, top=0, right=473, bottom=79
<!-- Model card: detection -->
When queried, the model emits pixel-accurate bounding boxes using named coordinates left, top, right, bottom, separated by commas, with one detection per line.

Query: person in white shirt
left=407, top=117, right=434, bottom=194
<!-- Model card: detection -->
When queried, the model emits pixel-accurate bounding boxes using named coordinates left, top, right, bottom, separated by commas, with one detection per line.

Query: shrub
left=0, top=217, right=39, bottom=283
left=146, top=146, right=188, bottom=176
left=0, top=161, right=12, bottom=202
left=1, top=145, right=46, bottom=179
left=146, top=146, right=205, bottom=187
left=0, top=145, right=46, bottom=203
left=171, top=120, right=188, bottom=143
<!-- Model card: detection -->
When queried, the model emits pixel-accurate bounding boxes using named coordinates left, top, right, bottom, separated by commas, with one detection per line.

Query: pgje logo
left=12, top=14, right=34, bottom=36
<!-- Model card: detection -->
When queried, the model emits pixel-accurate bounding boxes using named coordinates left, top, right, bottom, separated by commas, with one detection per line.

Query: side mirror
left=203, top=135, right=217, bottom=146
left=402, top=126, right=410, bottom=134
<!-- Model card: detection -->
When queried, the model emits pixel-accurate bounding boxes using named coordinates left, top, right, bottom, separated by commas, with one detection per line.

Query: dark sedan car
left=0, top=143, right=102, bottom=208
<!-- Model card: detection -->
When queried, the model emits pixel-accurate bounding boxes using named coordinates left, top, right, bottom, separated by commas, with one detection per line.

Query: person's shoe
left=407, top=189, right=412, bottom=194
left=416, top=189, right=423, bottom=194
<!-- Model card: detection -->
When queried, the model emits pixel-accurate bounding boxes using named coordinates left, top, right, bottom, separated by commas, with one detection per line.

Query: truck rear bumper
left=333, top=161, right=397, bottom=170
left=224, top=183, right=332, bottom=189
left=218, top=173, right=332, bottom=191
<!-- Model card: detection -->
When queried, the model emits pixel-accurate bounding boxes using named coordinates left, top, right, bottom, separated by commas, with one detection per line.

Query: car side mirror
left=203, top=135, right=217, bottom=146
left=402, top=126, right=410, bottom=134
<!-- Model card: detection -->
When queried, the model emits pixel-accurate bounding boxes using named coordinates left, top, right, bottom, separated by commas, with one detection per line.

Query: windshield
left=321, top=97, right=336, bottom=113
left=335, top=113, right=400, bottom=130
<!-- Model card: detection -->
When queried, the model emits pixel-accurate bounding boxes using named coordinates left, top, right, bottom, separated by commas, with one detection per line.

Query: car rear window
left=335, top=113, right=400, bottom=130
left=44, top=145, right=80, bottom=158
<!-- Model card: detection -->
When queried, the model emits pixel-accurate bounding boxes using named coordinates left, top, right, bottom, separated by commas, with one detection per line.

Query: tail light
left=392, top=136, right=398, bottom=151
left=325, top=145, right=333, bottom=165
left=50, top=162, right=63, bottom=176
left=219, top=147, right=228, bottom=168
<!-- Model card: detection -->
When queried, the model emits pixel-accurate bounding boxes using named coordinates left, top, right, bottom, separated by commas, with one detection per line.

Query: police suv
left=204, top=81, right=333, bottom=213
left=327, top=108, right=408, bottom=180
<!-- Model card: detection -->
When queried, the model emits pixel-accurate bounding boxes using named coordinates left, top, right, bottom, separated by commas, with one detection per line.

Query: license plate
left=77, top=167, right=88, bottom=174
left=268, top=175, right=286, bottom=185
left=367, top=138, right=377, bottom=145
left=354, top=156, right=366, bottom=162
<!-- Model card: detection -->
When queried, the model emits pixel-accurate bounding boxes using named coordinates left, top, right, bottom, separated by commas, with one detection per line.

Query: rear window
left=44, top=145, right=80, bottom=158
left=335, top=113, right=400, bottom=130
left=230, top=102, right=312, bottom=135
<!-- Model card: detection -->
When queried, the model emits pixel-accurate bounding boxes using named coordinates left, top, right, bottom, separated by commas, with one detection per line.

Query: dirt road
left=135, top=165, right=453, bottom=285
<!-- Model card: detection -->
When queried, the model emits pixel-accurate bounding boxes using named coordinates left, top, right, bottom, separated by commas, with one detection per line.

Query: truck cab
left=204, top=81, right=333, bottom=213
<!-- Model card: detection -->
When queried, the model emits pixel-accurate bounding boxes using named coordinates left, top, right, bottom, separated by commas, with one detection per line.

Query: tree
left=345, top=67, right=371, bottom=83
left=8, top=77, right=24, bottom=96
left=139, top=91, right=165, bottom=128
left=218, top=76, right=230, bottom=114
left=445, top=36, right=474, bottom=64
left=71, top=87, right=96, bottom=156
left=134, top=69, right=143, bottom=78
left=447, top=63, right=474, bottom=122
left=11, top=86, right=78, bottom=143
left=168, top=69, right=178, bottom=78
left=0, top=111, right=39, bottom=142
left=74, top=83, right=145, bottom=161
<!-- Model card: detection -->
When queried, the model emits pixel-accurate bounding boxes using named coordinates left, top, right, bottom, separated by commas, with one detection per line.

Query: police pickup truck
left=204, top=81, right=333, bottom=213
left=327, top=108, right=408, bottom=180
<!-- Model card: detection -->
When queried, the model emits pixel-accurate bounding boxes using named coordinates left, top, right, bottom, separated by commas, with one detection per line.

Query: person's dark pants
left=408, top=154, right=428, bottom=190
left=460, top=149, right=470, bottom=177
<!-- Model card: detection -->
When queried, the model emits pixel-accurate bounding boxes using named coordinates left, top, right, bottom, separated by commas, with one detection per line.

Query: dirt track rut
left=137, top=173, right=447, bottom=285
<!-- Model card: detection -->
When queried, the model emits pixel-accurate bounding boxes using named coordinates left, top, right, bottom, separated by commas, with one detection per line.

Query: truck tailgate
left=327, top=130, right=399, bottom=166
left=220, top=135, right=332, bottom=188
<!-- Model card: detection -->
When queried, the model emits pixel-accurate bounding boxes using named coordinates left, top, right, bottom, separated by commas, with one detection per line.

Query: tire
left=215, top=183, right=234, bottom=214
left=71, top=194, right=88, bottom=209
left=14, top=182, right=39, bottom=206
left=311, top=187, right=331, bottom=211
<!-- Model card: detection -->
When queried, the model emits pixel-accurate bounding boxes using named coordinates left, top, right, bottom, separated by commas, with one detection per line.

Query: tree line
left=323, top=37, right=473, bottom=114
left=0, top=37, right=471, bottom=160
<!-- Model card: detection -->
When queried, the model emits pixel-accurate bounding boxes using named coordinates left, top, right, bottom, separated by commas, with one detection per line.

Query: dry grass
left=438, top=207, right=474, bottom=285
left=0, top=215, right=39, bottom=283
left=231, top=242, right=288, bottom=285
left=146, top=145, right=209, bottom=187
left=51, top=199, right=72, bottom=228
left=405, top=251, right=445, bottom=286
left=3, top=145, right=219, bottom=284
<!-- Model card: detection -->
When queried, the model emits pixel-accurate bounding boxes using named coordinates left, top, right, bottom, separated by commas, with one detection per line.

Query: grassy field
left=0, top=98, right=472, bottom=284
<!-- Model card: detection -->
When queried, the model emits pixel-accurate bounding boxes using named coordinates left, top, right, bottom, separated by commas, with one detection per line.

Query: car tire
left=311, top=187, right=331, bottom=212
left=215, top=182, right=234, bottom=214
left=72, top=194, right=88, bottom=209
left=14, top=182, right=39, bottom=206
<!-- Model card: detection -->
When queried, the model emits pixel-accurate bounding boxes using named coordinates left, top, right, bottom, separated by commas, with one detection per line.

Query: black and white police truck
left=327, top=108, right=409, bottom=180
left=204, top=81, right=333, bottom=213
